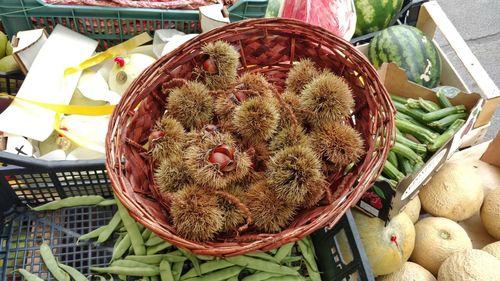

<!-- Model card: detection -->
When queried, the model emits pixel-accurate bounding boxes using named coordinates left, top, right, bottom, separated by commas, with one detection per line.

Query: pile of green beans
left=17, top=196, right=321, bottom=280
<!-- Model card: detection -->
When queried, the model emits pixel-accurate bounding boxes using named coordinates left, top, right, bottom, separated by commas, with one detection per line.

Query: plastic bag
left=281, top=0, right=357, bottom=41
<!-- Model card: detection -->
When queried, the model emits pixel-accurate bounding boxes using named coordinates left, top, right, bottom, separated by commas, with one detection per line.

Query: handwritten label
left=401, top=148, right=448, bottom=200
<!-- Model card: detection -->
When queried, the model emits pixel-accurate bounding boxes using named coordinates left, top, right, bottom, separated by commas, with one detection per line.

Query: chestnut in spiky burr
left=199, top=41, right=240, bottom=90
left=244, top=181, right=296, bottom=233
left=267, top=146, right=324, bottom=205
left=299, top=72, right=354, bottom=127
left=269, top=125, right=310, bottom=153
left=218, top=184, right=246, bottom=232
left=148, top=116, right=186, bottom=163
left=285, top=59, right=320, bottom=95
left=277, top=91, right=303, bottom=128
left=166, top=81, right=214, bottom=130
left=170, top=185, right=224, bottom=242
left=237, top=73, right=275, bottom=97
left=233, top=97, right=280, bottom=144
left=154, top=154, right=192, bottom=194
left=311, top=121, right=364, bottom=167
left=214, top=89, right=255, bottom=132
left=184, top=132, right=252, bottom=189
left=300, top=182, right=326, bottom=209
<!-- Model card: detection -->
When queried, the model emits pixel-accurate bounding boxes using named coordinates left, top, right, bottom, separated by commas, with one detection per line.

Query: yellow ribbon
left=0, top=93, right=115, bottom=116
left=64, top=32, right=153, bottom=76
left=53, top=113, right=105, bottom=153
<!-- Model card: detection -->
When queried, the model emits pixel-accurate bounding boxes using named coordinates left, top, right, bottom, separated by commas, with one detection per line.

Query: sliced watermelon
left=368, top=25, right=442, bottom=88
left=354, top=0, right=403, bottom=36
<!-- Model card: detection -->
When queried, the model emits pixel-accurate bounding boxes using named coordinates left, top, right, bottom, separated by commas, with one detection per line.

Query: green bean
left=281, top=256, right=302, bottom=264
left=97, top=199, right=117, bottom=206
left=172, top=261, right=185, bottom=281
left=265, top=276, right=304, bottom=281
left=274, top=242, right=295, bottom=263
left=183, top=266, right=242, bottom=281
left=226, top=256, right=299, bottom=276
left=126, top=254, right=187, bottom=265
left=142, top=278, right=150, bottom=281
left=242, top=272, right=281, bottom=281
left=32, top=196, right=105, bottom=211
left=160, top=259, right=174, bottom=281
left=304, top=237, right=316, bottom=258
left=40, top=243, right=70, bottom=281
left=151, top=276, right=160, bottom=281
left=180, top=260, right=233, bottom=280
left=112, top=234, right=131, bottom=261
left=297, top=239, right=321, bottom=281
left=15, top=269, right=44, bottom=281
left=142, top=229, right=153, bottom=241
left=91, top=266, right=160, bottom=276
left=118, top=275, right=127, bottom=281
left=58, top=263, right=88, bottom=281
left=195, top=255, right=215, bottom=261
left=245, top=252, right=279, bottom=263
left=76, top=225, right=107, bottom=244
left=111, top=259, right=160, bottom=269
left=145, top=235, right=165, bottom=247
left=147, top=241, right=172, bottom=255
left=91, top=275, right=107, bottom=281
left=97, top=212, right=122, bottom=244
left=178, top=248, right=201, bottom=276
left=226, top=277, right=238, bottom=281
left=116, top=198, right=146, bottom=255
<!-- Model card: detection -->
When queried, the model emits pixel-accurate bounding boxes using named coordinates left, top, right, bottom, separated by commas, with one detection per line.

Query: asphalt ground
left=435, top=0, right=500, bottom=141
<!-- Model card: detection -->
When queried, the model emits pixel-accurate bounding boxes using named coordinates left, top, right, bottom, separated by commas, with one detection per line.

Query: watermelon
left=354, top=0, right=403, bottom=36
left=368, top=25, right=442, bottom=88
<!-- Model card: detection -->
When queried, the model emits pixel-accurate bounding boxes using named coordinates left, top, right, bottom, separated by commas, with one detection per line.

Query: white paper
left=60, top=115, right=109, bottom=154
left=161, top=34, right=198, bottom=57
left=0, top=25, right=98, bottom=141
left=66, top=147, right=105, bottom=160
left=77, top=69, right=121, bottom=104
left=5, top=136, right=33, bottom=157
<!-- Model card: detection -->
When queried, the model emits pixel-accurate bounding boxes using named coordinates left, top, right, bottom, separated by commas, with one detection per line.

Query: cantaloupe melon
left=410, top=217, right=472, bottom=276
left=437, top=249, right=500, bottom=281
left=402, top=196, right=421, bottom=224
left=377, top=262, right=436, bottom=281
left=480, top=188, right=500, bottom=239
left=419, top=162, right=483, bottom=221
left=482, top=241, right=500, bottom=259
left=351, top=210, right=415, bottom=276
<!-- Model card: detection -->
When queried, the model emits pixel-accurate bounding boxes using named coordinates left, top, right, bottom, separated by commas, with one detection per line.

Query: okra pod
left=418, top=98, right=441, bottom=112
left=390, top=95, right=408, bottom=104
left=392, top=142, right=423, bottom=164
left=398, top=155, right=413, bottom=176
left=378, top=175, right=398, bottom=188
left=405, top=98, right=421, bottom=109
left=387, top=151, right=399, bottom=169
left=383, top=161, right=405, bottom=182
left=436, top=91, right=454, bottom=107
left=395, top=132, right=427, bottom=155
left=395, top=119, right=438, bottom=144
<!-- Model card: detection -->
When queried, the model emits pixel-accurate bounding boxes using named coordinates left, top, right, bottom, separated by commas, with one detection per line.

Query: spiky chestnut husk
left=299, top=72, right=354, bottom=127
left=149, top=116, right=186, bottom=162
left=218, top=184, right=246, bottom=232
left=184, top=132, right=252, bottom=189
left=300, top=182, right=326, bottom=209
left=154, top=154, right=192, bottom=194
left=170, top=185, right=224, bottom=242
left=233, top=97, right=280, bottom=143
left=269, top=125, right=310, bottom=153
left=238, top=73, right=275, bottom=97
left=214, top=89, right=258, bottom=132
left=311, top=121, right=364, bottom=167
left=244, top=181, right=296, bottom=233
left=200, top=41, right=240, bottom=90
left=267, top=146, right=324, bottom=205
left=166, top=81, right=214, bottom=130
left=285, top=59, right=320, bottom=95
left=277, top=91, right=303, bottom=128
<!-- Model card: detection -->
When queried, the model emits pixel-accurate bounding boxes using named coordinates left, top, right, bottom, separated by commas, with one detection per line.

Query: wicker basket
left=106, top=18, right=394, bottom=256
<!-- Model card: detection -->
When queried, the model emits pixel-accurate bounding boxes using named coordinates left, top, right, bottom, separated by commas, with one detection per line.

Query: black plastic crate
left=0, top=158, right=112, bottom=214
left=0, top=205, right=116, bottom=281
left=312, top=210, right=374, bottom=281
left=0, top=204, right=374, bottom=281
left=350, top=0, right=429, bottom=45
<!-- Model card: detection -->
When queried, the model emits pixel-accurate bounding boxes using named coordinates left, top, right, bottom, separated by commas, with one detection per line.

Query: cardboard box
left=356, top=63, right=484, bottom=220
left=355, top=1, right=500, bottom=147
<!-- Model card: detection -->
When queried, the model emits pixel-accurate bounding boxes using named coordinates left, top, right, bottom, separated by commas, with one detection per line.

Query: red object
left=370, top=196, right=382, bottom=209
left=202, top=58, right=218, bottom=74
left=281, top=0, right=356, bottom=40
left=114, top=57, right=126, bottom=68
left=208, top=144, right=236, bottom=172
left=390, top=234, right=399, bottom=247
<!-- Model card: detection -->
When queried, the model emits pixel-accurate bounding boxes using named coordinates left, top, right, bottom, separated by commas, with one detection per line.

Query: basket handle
left=417, top=1, right=499, bottom=99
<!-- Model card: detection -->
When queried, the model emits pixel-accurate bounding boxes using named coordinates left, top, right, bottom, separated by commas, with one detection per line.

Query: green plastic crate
left=0, top=0, right=268, bottom=48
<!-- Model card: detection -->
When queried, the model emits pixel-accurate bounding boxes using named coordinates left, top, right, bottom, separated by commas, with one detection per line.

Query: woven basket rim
left=105, top=17, right=394, bottom=256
